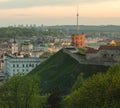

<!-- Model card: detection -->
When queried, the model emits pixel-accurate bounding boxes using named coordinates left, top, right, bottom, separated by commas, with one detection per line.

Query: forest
left=0, top=64, right=120, bottom=108
left=0, top=27, right=65, bottom=38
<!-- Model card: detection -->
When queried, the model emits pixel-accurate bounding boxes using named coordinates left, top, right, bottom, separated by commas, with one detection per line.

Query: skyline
left=0, top=0, right=120, bottom=26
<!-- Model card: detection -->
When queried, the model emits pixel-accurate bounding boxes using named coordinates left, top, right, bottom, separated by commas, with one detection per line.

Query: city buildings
left=1, top=39, right=47, bottom=77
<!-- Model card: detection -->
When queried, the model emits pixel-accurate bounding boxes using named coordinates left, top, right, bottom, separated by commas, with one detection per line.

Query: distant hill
left=30, top=49, right=109, bottom=94
left=48, top=25, right=120, bottom=32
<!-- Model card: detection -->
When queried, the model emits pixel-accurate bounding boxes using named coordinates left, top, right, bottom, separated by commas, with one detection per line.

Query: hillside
left=30, top=49, right=109, bottom=94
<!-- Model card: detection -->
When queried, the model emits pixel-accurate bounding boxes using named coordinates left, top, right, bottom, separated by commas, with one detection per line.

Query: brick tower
left=72, top=33, right=85, bottom=48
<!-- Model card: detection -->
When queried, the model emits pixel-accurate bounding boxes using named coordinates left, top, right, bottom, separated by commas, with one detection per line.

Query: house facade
left=3, top=54, right=46, bottom=76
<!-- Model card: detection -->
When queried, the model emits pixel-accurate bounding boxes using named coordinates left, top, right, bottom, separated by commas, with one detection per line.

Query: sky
left=0, top=0, right=120, bottom=26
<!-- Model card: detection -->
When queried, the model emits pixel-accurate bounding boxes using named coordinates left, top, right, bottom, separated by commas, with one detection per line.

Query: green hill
left=30, top=49, right=109, bottom=94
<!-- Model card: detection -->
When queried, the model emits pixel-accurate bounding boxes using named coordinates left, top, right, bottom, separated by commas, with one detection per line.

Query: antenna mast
left=76, top=6, right=79, bottom=33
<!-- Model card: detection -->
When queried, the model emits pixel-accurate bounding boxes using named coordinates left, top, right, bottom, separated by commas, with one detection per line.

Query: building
left=64, top=46, right=78, bottom=53
left=0, top=73, right=5, bottom=81
left=98, top=45, right=120, bottom=62
left=3, top=54, right=46, bottom=76
left=86, top=45, right=120, bottom=62
left=86, top=47, right=98, bottom=60
left=21, top=40, right=33, bottom=52
left=0, top=43, right=10, bottom=54
left=72, top=33, right=85, bottom=48
left=0, top=58, right=3, bottom=71
left=11, top=39, right=18, bottom=54
left=31, top=50, right=44, bottom=57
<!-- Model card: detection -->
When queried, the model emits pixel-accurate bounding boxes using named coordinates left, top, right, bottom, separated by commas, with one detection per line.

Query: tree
left=72, top=73, right=84, bottom=91
left=0, top=74, right=41, bottom=108
left=62, top=64, right=120, bottom=108
left=47, top=87, right=62, bottom=108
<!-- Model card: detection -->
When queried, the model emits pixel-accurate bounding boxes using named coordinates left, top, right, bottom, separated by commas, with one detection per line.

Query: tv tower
left=76, top=6, right=79, bottom=33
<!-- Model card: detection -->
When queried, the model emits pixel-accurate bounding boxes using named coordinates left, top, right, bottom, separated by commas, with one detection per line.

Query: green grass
left=29, top=49, right=109, bottom=94
left=78, top=48, right=86, bottom=55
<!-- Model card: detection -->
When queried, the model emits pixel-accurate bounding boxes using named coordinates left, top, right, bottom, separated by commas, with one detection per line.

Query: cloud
left=0, top=0, right=119, bottom=9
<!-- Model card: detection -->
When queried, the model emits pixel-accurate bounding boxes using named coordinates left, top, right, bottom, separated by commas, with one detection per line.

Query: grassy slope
left=30, top=49, right=109, bottom=94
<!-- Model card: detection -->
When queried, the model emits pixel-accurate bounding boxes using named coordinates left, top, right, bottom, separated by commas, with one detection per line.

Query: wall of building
left=3, top=55, right=47, bottom=76
left=22, top=44, right=33, bottom=51
left=63, top=48, right=116, bottom=66
left=11, top=43, right=18, bottom=54
left=72, top=33, right=85, bottom=48
left=98, top=49, right=120, bottom=62
left=86, top=53, right=100, bottom=61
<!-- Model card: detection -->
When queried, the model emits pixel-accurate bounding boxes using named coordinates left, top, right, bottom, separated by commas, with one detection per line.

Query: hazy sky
left=0, top=0, right=120, bottom=26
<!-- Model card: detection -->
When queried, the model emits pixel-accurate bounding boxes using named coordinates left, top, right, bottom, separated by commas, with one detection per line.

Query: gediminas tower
left=72, top=6, right=85, bottom=48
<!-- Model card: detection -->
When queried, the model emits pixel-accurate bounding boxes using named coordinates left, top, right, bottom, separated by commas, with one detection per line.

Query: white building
left=3, top=54, right=47, bottom=76
left=21, top=40, right=33, bottom=52
left=11, top=40, right=18, bottom=54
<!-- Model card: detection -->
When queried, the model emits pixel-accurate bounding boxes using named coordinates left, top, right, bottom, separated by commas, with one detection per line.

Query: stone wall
left=63, top=48, right=117, bottom=66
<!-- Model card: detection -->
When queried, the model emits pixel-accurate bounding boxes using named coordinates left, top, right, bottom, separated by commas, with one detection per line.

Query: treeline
left=0, top=74, right=41, bottom=108
left=0, top=27, right=65, bottom=38
left=62, top=64, right=120, bottom=108
left=0, top=64, right=120, bottom=108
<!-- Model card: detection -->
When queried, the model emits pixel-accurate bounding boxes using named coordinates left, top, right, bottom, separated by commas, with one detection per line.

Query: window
left=103, top=54, right=107, bottom=58
left=23, top=64, right=24, bottom=67
left=32, top=64, right=34, bottom=67
left=111, top=54, right=114, bottom=57
left=26, top=64, right=28, bottom=67
left=13, top=64, right=15, bottom=67
left=17, top=64, right=19, bottom=67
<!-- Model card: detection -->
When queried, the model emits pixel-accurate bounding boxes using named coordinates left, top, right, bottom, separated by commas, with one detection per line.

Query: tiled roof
left=99, top=45, right=120, bottom=50
left=86, top=47, right=98, bottom=53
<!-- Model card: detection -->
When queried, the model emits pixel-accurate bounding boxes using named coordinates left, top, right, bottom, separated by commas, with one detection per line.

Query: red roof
left=99, top=45, right=120, bottom=50
left=86, top=47, right=98, bottom=53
